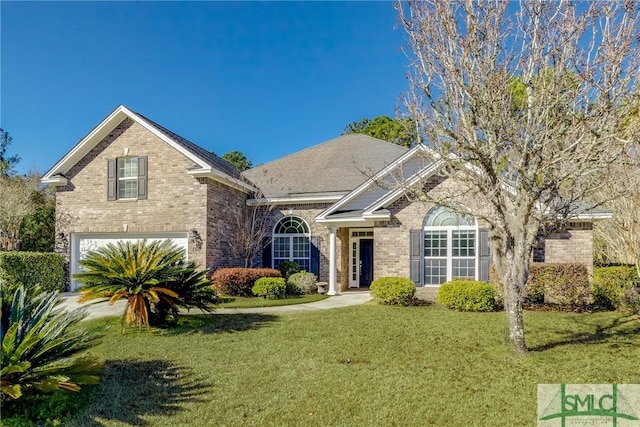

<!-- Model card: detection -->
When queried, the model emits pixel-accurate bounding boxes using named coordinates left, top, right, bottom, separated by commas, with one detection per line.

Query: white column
left=328, top=227, right=338, bottom=295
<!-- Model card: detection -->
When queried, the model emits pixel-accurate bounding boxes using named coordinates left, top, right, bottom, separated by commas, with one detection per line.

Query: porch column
left=328, top=227, right=338, bottom=295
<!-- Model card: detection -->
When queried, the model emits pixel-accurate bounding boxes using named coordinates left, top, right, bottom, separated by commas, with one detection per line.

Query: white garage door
left=70, top=232, right=189, bottom=291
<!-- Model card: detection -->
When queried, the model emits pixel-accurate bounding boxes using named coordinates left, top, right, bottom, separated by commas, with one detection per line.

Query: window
left=107, top=157, right=147, bottom=201
left=423, top=206, right=477, bottom=285
left=272, top=216, right=310, bottom=271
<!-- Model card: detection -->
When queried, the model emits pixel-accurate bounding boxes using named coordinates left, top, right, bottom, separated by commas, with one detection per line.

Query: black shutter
left=479, top=229, right=491, bottom=282
left=107, top=159, right=116, bottom=201
left=137, top=156, right=148, bottom=200
left=310, top=236, right=320, bottom=277
left=410, top=229, right=423, bottom=286
left=262, top=238, right=272, bottom=268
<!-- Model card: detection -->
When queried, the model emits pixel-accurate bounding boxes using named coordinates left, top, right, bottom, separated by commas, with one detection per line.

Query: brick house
left=42, top=106, right=609, bottom=292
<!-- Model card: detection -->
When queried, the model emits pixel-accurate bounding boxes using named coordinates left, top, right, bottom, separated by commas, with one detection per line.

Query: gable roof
left=41, top=105, right=255, bottom=193
left=242, top=134, right=407, bottom=201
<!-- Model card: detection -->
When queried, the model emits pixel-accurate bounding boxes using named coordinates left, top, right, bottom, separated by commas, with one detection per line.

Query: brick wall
left=56, top=118, right=247, bottom=284
left=544, top=228, right=594, bottom=275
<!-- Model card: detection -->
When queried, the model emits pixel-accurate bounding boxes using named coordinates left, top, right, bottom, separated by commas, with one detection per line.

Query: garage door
left=70, top=232, right=189, bottom=291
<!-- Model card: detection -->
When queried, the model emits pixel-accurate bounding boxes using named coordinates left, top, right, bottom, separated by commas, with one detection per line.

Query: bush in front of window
left=287, top=271, right=318, bottom=295
left=0, top=252, right=66, bottom=292
left=370, top=277, right=416, bottom=306
left=437, top=280, right=496, bottom=312
left=592, top=266, right=639, bottom=309
left=278, top=261, right=300, bottom=281
left=210, top=268, right=281, bottom=297
left=252, top=277, right=287, bottom=299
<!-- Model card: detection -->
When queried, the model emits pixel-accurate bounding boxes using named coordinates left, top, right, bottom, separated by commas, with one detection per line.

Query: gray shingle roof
left=132, top=110, right=241, bottom=179
left=242, top=134, right=408, bottom=198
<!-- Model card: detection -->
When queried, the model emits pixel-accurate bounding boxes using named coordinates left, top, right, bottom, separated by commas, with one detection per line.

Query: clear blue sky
left=1, top=1, right=409, bottom=175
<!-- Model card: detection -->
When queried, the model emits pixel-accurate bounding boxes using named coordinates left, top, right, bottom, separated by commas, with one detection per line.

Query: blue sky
left=1, top=1, right=409, bottom=175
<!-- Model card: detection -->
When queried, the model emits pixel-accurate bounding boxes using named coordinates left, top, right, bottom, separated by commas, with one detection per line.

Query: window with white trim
left=107, top=156, right=147, bottom=201
left=423, top=206, right=477, bottom=285
left=118, top=157, right=139, bottom=199
left=272, top=216, right=310, bottom=272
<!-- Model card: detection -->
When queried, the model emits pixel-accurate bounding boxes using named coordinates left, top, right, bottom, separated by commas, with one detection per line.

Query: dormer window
left=107, top=157, right=147, bottom=201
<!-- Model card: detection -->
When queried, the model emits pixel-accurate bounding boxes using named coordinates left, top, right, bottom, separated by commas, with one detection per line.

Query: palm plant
left=75, top=239, right=216, bottom=330
left=151, top=261, right=218, bottom=327
left=1, top=285, right=102, bottom=400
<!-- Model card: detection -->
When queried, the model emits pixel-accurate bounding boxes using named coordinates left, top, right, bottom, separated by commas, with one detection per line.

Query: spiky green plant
left=151, top=261, right=218, bottom=327
left=75, top=239, right=216, bottom=330
left=0, top=285, right=103, bottom=400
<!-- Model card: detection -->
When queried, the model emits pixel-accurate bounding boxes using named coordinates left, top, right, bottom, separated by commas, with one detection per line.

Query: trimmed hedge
left=0, top=252, right=65, bottom=292
left=438, top=280, right=496, bottom=312
left=278, top=261, right=300, bottom=281
left=252, top=277, right=287, bottom=299
left=210, top=268, right=281, bottom=297
left=490, top=263, right=590, bottom=307
left=592, top=266, right=639, bottom=309
left=370, top=277, right=416, bottom=306
left=287, top=271, right=318, bottom=295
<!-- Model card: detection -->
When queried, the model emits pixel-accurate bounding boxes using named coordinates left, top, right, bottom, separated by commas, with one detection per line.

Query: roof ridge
left=129, top=108, right=241, bottom=178
left=243, top=133, right=407, bottom=173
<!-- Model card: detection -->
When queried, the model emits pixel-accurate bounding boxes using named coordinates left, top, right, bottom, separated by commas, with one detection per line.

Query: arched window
left=272, top=216, right=310, bottom=272
left=423, top=206, right=477, bottom=285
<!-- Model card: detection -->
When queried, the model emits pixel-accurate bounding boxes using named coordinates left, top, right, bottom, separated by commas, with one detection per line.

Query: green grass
left=64, top=305, right=639, bottom=426
left=217, top=293, right=328, bottom=308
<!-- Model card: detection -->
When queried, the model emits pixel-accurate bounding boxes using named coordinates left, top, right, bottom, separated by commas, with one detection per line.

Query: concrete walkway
left=60, top=291, right=372, bottom=319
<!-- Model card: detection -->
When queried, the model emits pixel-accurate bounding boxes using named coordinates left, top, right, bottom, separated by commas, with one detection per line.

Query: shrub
left=622, top=287, right=640, bottom=314
left=592, top=266, right=639, bottom=309
left=75, top=239, right=217, bottom=330
left=0, top=252, right=65, bottom=292
left=437, top=280, right=496, bottom=312
left=1, top=285, right=103, bottom=401
left=370, top=277, right=416, bottom=306
left=287, top=271, right=318, bottom=295
left=252, top=277, right=287, bottom=299
left=489, top=263, right=590, bottom=307
left=210, top=268, right=281, bottom=297
left=278, top=261, right=300, bottom=281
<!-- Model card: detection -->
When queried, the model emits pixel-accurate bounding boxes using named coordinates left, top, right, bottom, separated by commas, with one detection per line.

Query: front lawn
left=217, top=293, right=328, bottom=308
left=67, top=305, right=639, bottom=426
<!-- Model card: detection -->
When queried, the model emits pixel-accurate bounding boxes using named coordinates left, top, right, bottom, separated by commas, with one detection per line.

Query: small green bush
left=278, top=261, right=300, bottom=281
left=252, top=277, right=287, bottom=299
left=0, top=252, right=65, bottom=292
left=287, top=271, right=318, bottom=295
left=592, top=266, right=639, bottom=309
left=438, top=280, right=496, bottom=312
left=370, top=277, right=416, bottom=306
left=210, top=268, right=281, bottom=297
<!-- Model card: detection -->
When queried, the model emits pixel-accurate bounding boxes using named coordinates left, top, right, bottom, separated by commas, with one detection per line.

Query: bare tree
left=0, top=174, right=40, bottom=250
left=224, top=192, right=273, bottom=268
left=397, top=0, right=639, bottom=353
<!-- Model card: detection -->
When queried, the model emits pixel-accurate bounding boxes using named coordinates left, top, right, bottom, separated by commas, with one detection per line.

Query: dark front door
left=359, top=239, right=374, bottom=287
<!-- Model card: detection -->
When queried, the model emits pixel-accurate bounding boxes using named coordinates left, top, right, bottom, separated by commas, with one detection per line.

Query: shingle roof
left=242, top=134, right=408, bottom=198
left=132, top=110, right=241, bottom=179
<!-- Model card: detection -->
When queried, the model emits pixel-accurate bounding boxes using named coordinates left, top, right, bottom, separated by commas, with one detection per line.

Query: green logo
left=538, top=384, right=640, bottom=427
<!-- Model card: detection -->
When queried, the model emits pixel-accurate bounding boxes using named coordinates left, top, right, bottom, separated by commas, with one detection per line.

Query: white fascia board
left=188, top=168, right=256, bottom=193
left=42, top=106, right=130, bottom=179
left=563, top=212, right=613, bottom=221
left=315, top=217, right=378, bottom=228
left=247, top=194, right=345, bottom=206
left=40, top=175, right=69, bottom=186
left=317, top=144, right=430, bottom=220
left=363, top=160, right=443, bottom=215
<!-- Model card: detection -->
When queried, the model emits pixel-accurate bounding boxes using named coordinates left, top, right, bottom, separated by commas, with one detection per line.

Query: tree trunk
left=503, top=271, right=527, bottom=354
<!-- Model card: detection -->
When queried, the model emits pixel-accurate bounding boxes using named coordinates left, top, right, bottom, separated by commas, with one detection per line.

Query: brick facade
left=55, top=118, right=247, bottom=288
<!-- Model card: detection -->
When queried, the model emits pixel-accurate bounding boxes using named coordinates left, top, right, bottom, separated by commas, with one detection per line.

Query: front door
left=359, top=239, right=374, bottom=287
